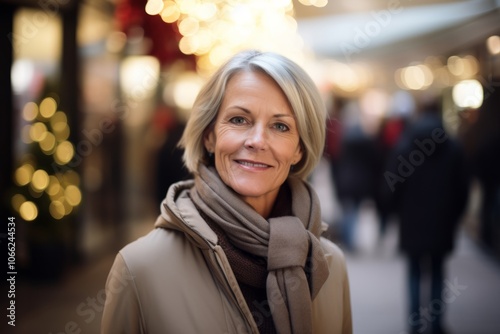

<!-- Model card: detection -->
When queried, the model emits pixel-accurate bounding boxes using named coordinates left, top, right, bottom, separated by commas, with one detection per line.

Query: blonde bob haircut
left=179, top=50, right=326, bottom=180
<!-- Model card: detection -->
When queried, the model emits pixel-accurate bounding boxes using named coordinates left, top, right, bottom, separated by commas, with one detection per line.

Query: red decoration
left=114, top=0, right=195, bottom=67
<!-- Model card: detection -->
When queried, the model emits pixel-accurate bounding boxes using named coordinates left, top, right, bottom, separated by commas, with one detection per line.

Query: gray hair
left=179, top=50, right=326, bottom=180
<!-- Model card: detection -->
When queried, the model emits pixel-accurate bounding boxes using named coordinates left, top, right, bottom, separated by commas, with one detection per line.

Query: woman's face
left=204, top=70, right=302, bottom=216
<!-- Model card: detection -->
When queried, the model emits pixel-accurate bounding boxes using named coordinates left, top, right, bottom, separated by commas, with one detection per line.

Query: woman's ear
left=203, top=128, right=215, bottom=154
left=292, top=143, right=303, bottom=166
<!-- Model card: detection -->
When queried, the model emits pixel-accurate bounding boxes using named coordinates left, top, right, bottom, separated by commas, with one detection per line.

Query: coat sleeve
left=101, top=253, right=145, bottom=334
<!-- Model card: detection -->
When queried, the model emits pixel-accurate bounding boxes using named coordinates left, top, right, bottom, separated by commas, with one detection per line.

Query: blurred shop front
left=0, top=0, right=197, bottom=280
left=1, top=0, right=84, bottom=281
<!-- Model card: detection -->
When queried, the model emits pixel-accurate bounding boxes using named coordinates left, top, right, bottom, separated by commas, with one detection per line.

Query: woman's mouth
left=236, top=160, right=270, bottom=168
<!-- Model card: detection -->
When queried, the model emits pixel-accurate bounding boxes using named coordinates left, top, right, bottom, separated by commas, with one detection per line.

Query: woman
left=101, top=50, right=352, bottom=334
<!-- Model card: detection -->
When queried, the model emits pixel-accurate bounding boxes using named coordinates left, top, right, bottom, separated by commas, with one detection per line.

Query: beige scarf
left=191, top=164, right=330, bottom=334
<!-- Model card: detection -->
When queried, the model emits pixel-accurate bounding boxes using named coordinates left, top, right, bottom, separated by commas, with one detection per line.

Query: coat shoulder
left=118, top=227, right=198, bottom=273
left=319, top=237, right=346, bottom=264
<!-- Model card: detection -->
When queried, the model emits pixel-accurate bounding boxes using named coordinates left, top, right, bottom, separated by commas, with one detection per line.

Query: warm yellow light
left=179, top=36, right=198, bottom=55
left=172, top=72, right=205, bottom=110
left=46, top=177, right=62, bottom=197
left=29, top=122, right=48, bottom=142
left=50, top=111, right=68, bottom=127
left=39, top=97, right=57, bottom=119
left=300, top=0, right=328, bottom=6
left=177, top=0, right=197, bottom=14
left=193, top=3, right=217, bottom=21
left=194, top=29, right=215, bottom=55
left=22, top=102, right=38, bottom=121
left=400, top=64, right=433, bottom=90
left=463, top=55, right=479, bottom=77
left=31, top=169, right=50, bottom=191
left=14, top=164, right=34, bottom=186
left=62, top=199, right=73, bottom=215
left=333, top=63, right=360, bottom=92
left=120, top=56, right=160, bottom=99
left=20, top=201, right=38, bottom=221
left=149, top=0, right=308, bottom=73
left=161, top=1, right=180, bottom=23
left=54, top=141, right=75, bottom=165
left=145, top=0, right=164, bottom=15
left=64, top=185, right=82, bottom=206
left=178, top=17, right=199, bottom=37
left=452, top=79, right=484, bottom=109
left=209, top=46, right=233, bottom=69
left=39, top=132, right=56, bottom=153
left=312, top=0, right=328, bottom=7
left=49, top=200, right=65, bottom=219
left=447, top=56, right=464, bottom=76
left=11, top=194, right=26, bottom=212
left=53, top=123, right=70, bottom=142
left=360, top=88, right=390, bottom=118
left=486, top=35, right=500, bottom=55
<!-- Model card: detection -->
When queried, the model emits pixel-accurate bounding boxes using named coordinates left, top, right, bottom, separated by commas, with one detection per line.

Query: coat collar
left=155, top=180, right=218, bottom=250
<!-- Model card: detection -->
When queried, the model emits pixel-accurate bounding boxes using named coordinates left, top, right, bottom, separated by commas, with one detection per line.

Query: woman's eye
left=229, top=116, right=246, bottom=125
left=274, top=123, right=290, bottom=132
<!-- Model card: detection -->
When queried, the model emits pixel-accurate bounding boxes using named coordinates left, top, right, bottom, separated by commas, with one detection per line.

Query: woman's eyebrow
left=273, top=114, right=295, bottom=119
left=224, top=106, right=296, bottom=119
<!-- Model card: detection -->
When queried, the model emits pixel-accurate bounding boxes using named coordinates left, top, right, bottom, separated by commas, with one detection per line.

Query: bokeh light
left=486, top=35, right=500, bottom=55
left=29, top=122, right=48, bottom=142
left=39, top=97, right=57, bottom=119
left=14, top=164, right=34, bottom=186
left=31, top=169, right=50, bottom=191
left=146, top=0, right=311, bottom=73
left=19, top=201, right=38, bottom=221
left=22, top=102, right=38, bottom=121
left=452, top=79, right=484, bottom=109
left=49, top=201, right=65, bottom=219
left=54, top=141, right=75, bottom=165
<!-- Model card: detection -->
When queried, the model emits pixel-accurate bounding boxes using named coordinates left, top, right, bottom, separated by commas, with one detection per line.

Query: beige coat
left=101, top=181, right=352, bottom=334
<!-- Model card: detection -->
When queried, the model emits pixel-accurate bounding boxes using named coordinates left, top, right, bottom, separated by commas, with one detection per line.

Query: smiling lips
left=235, top=160, right=271, bottom=168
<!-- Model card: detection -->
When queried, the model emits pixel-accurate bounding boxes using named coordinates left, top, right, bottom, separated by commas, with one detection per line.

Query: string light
left=12, top=96, right=81, bottom=225
left=146, top=0, right=320, bottom=73
left=19, top=201, right=38, bottom=221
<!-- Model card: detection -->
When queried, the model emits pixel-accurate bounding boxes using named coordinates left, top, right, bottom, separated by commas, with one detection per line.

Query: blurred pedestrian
left=375, top=91, right=415, bottom=238
left=382, top=105, right=469, bottom=334
left=102, top=50, right=352, bottom=334
left=335, top=101, right=379, bottom=251
left=153, top=107, right=191, bottom=205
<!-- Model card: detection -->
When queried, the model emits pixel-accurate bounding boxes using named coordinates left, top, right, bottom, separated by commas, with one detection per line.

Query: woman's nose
left=244, top=125, right=268, bottom=151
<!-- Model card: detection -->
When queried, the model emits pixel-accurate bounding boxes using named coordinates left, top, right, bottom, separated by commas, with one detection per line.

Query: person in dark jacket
left=334, top=102, right=380, bottom=251
left=382, top=108, right=469, bottom=334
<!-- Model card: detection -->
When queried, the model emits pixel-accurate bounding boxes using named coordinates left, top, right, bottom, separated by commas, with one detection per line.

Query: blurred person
left=375, top=91, right=415, bottom=239
left=382, top=104, right=469, bottom=334
left=152, top=106, right=191, bottom=206
left=322, top=97, right=346, bottom=237
left=460, top=88, right=500, bottom=256
left=324, top=97, right=346, bottom=191
left=334, top=101, right=380, bottom=251
left=101, top=50, right=352, bottom=334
